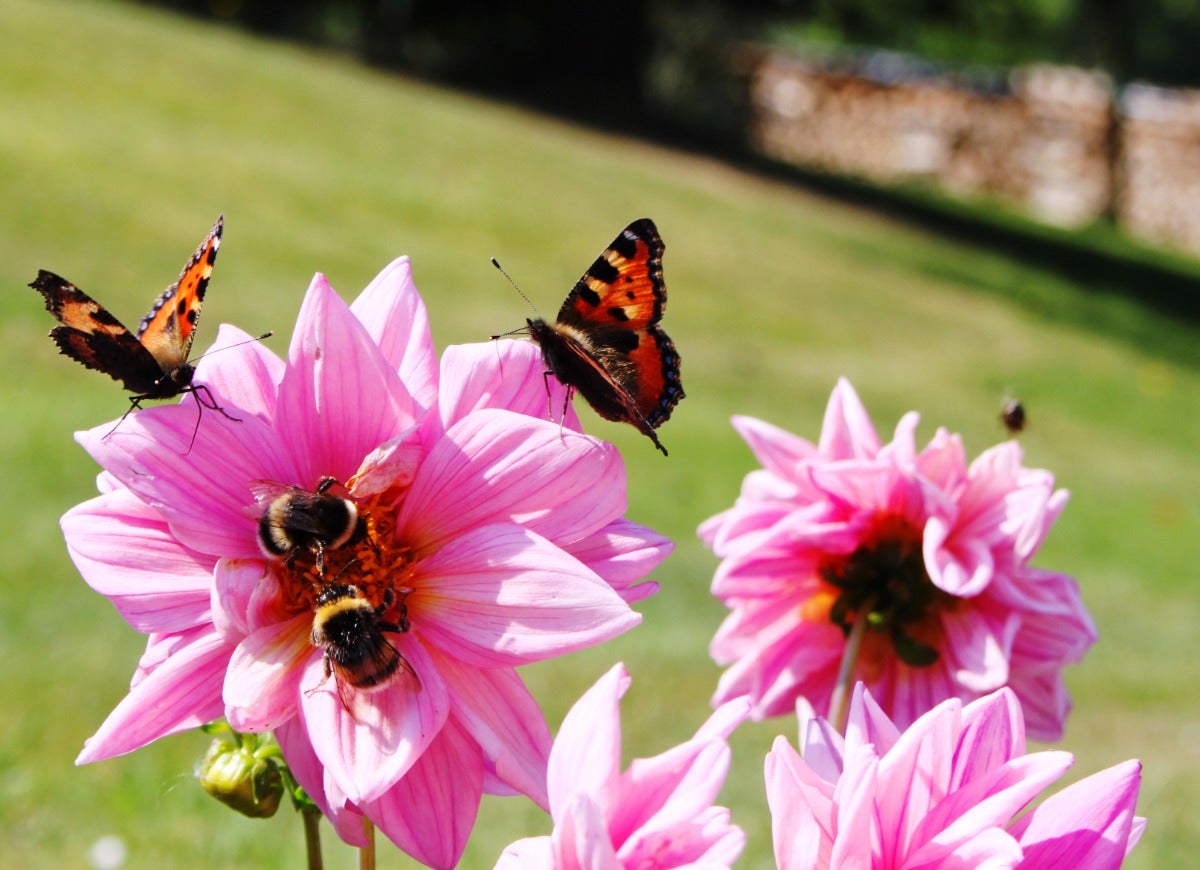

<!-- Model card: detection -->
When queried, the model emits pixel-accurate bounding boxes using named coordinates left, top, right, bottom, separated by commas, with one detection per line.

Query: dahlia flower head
left=766, top=684, right=1144, bottom=869
left=496, top=663, right=748, bottom=870
left=62, top=258, right=671, bottom=868
left=700, top=379, right=1096, bottom=740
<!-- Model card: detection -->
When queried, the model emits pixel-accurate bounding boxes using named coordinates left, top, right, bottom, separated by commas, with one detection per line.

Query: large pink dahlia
left=700, top=378, right=1096, bottom=740
left=766, top=684, right=1144, bottom=868
left=496, top=663, right=748, bottom=870
left=62, top=258, right=670, bottom=868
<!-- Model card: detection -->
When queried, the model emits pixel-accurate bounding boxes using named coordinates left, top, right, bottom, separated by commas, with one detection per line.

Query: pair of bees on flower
left=33, top=216, right=687, bottom=696
left=255, top=477, right=409, bottom=696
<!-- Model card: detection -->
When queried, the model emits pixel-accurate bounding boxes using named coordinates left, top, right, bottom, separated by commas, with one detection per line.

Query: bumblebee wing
left=247, top=479, right=297, bottom=506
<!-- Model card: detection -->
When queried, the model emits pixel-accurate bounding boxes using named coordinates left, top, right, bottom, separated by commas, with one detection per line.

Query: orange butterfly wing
left=32, top=215, right=223, bottom=403
left=529, top=219, right=684, bottom=455
left=31, top=271, right=164, bottom=395
left=557, top=217, right=665, bottom=331
left=137, top=214, right=222, bottom=371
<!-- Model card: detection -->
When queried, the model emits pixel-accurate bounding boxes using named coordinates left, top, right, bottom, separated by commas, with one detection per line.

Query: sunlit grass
left=1, top=0, right=1197, bottom=866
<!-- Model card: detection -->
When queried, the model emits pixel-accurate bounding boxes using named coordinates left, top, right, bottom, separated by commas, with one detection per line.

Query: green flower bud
left=197, top=733, right=284, bottom=819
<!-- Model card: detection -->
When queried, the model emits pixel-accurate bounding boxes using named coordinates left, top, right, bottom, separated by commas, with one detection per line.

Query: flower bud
left=197, top=734, right=284, bottom=819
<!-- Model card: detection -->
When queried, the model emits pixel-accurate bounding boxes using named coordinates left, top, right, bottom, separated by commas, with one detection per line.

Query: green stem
left=828, top=602, right=872, bottom=734
left=302, top=807, right=323, bottom=870
left=359, top=817, right=376, bottom=870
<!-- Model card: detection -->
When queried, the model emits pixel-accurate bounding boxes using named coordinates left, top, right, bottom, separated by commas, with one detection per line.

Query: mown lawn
left=1, top=0, right=1197, bottom=866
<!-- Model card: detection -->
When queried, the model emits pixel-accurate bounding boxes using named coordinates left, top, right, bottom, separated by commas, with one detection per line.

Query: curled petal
left=223, top=614, right=312, bottom=731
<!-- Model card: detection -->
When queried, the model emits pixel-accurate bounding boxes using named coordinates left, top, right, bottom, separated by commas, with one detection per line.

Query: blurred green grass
left=2, top=0, right=1197, bottom=867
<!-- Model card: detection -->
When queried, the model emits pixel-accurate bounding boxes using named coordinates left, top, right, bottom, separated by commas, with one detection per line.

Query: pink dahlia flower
left=496, top=663, right=749, bottom=870
left=766, top=684, right=1145, bottom=869
left=700, top=378, right=1096, bottom=740
left=63, top=258, right=670, bottom=868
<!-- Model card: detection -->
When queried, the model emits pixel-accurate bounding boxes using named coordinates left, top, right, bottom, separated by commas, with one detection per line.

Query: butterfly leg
left=101, top=397, right=147, bottom=439
left=193, top=383, right=242, bottom=422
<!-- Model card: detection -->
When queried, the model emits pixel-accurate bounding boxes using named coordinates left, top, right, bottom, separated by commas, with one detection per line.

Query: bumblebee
left=311, top=584, right=412, bottom=697
left=252, top=477, right=364, bottom=576
left=1000, top=398, right=1026, bottom=435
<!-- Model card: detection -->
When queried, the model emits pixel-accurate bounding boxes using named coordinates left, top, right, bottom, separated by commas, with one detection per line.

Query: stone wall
left=748, top=47, right=1200, bottom=255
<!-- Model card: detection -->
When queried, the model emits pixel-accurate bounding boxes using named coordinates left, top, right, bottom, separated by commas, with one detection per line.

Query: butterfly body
left=524, top=219, right=683, bottom=456
left=32, top=215, right=223, bottom=410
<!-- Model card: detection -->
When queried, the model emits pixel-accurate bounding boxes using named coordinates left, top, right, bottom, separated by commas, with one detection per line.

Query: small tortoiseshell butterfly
left=519, top=218, right=684, bottom=456
left=31, top=215, right=234, bottom=430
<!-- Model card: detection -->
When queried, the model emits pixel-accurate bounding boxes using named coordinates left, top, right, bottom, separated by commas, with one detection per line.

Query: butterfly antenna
left=490, top=258, right=542, bottom=335
left=191, top=331, right=274, bottom=365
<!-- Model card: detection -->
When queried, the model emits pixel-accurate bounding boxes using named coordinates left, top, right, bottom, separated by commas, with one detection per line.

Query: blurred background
left=2, top=0, right=1197, bottom=866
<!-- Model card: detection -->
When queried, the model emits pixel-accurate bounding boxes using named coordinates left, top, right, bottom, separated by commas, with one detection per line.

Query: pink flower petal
left=731, top=415, right=818, bottom=476
left=819, top=377, right=882, bottom=459
left=397, top=409, right=625, bottom=557
left=223, top=614, right=312, bottom=731
left=299, top=639, right=450, bottom=804
left=77, top=627, right=233, bottom=764
left=275, top=719, right=369, bottom=847
left=430, top=651, right=552, bottom=809
left=829, top=744, right=879, bottom=867
left=495, top=836, right=555, bottom=869
left=414, top=523, right=639, bottom=667
left=365, top=715, right=483, bottom=870
left=766, top=736, right=833, bottom=870
left=610, top=699, right=749, bottom=845
left=62, top=489, right=212, bottom=633
left=906, top=753, right=1074, bottom=865
left=196, top=323, right=286, bottom=421
left=275, top=273, right=419, bottom=484
left=554, top=793, right=623, bottom=870
left=211, top=558, right=272, bottom=640
left=549, top=664, right=629, bottom=818
left=1011, top=760, right=1143, bottom=869
left=348, top=424, right=425, bottom=498
left=438, top=341, right=581, bottom=431
left=349, top=256, right=439, bottom=416
left=75, top=402, right=292, bottom=559
left=562, top=518, right=671, bottom=604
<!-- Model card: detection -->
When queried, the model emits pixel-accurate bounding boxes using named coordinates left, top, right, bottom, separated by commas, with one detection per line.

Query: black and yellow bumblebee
left=311, top=584, right=414, bottom=699
left=252, top=477, right=364, bottom=576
